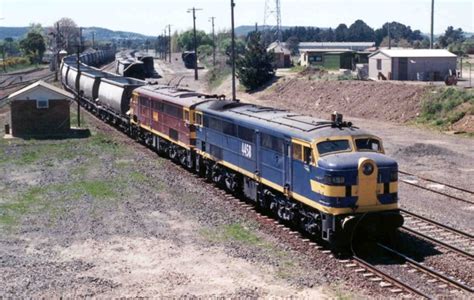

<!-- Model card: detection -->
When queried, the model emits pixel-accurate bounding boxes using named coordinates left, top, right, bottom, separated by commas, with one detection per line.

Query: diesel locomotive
left=61, top=50, right=403, bottom=247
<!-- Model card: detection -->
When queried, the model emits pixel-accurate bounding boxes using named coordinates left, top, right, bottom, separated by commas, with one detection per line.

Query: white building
left=368, top=49, right=457, bottom=81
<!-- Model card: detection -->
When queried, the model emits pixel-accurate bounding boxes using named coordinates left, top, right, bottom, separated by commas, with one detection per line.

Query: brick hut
left=8, top=81, right=73, bottom=137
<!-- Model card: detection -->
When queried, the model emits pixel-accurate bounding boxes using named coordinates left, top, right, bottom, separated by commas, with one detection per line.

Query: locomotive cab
left=305, top=113, right=403, bottom=245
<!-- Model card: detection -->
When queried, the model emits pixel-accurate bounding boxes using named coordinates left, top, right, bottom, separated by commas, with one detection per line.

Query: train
left=181, top=51, right=197, bottom=69
left=61, top=50, right=404, bottom=248
left=115, top=50, right=160, bottom=80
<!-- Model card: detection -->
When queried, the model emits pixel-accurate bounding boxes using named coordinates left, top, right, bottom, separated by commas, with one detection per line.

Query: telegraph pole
left=163, top=29, right=167, bottom=61
left=430, top=0, right=434, bottom=49
left=231, top=0, right=237, bottom=101
left=80, top=27, right=83, bottom=52
left=209, top=17, right=216, bottom=66
left=187, top=7, right=202, bottom=80
left=168, top=24, right=172, bottom=63
left=76, top=45, right=81, bottom=127
left=54, top=22, right=61, bottom=81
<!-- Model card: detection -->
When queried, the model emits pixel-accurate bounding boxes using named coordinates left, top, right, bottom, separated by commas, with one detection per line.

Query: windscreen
left=355, top=138, right=381, bottom=152
left=317, top=140, right=351, bottom=156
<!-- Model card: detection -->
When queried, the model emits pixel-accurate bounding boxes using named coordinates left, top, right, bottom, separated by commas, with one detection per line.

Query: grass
left=71, top=180, right=117, bottom=199
left=207, top=64, right=231, bottom=91
left=0, top=186, right=45, bottom=226
left=200, top=222, right=269, bottom=247
left=0, top=63, right=34, bottom=74
left=289, top=65, right=307, bottom=73
left=418, top=87, right=474, bottom=130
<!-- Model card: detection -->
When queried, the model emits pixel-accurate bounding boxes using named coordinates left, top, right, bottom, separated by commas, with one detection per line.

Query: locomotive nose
left=355, top=157, right=379, bottom=207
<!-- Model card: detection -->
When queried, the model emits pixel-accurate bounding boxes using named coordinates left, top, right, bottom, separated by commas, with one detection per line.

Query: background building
left=8, top=81, right=73, bottom=137
left=267, top=42, right=292, bottom=68
left=300, top=49, right=354, bottom=69
left=368, top=49, right=457, bottom=81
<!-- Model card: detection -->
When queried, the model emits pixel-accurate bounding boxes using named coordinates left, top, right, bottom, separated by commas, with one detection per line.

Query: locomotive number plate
left=241, top=143, right=252, bottom=159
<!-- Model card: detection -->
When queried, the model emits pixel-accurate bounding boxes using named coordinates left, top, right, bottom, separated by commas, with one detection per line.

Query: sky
left=0, top=0, right=472, bottom=36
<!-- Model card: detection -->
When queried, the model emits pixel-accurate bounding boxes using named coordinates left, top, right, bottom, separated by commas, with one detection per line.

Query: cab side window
left=292, top=143, right=313, bottom=165
left=195, top=113, right=203, bottom=126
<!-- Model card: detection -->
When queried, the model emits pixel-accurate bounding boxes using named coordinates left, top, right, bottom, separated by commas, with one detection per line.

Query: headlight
left=323, top=175, right=345, bottom=185
left=390, top=170, right=398, bottom=181
left=362, top=163, right=374, bottom=175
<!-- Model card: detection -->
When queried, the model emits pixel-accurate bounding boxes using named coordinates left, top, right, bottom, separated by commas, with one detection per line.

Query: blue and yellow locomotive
left=192, top=101, right=403, bottom=245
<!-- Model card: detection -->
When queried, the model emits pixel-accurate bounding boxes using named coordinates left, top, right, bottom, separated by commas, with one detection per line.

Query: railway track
left=0, top=73, right=55, bottom=105
left=400, top=209, right=474, bottom=259
left=374, top=243, right=473, bottom=296
left=213, top=186, right=432, bottom=298
left=399, top=170, right=474, bottom=205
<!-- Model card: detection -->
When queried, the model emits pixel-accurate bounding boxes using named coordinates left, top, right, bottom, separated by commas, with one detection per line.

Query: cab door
left=284, top=139, right=292, bottom=191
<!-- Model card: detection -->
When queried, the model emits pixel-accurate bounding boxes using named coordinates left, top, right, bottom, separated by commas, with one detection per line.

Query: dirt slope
left=256, top=77, right=428, bottom=122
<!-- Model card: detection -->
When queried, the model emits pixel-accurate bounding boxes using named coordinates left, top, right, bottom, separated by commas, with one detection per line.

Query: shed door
left=398, top=58, right=408, bottom=80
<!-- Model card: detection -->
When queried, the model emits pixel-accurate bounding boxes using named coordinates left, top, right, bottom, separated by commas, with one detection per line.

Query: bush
left=0, top=56, right=30, bottom=71
left=419, top=87, right=474, bottom=129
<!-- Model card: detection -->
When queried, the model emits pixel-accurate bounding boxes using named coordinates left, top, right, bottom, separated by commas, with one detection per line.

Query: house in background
left=368, top=49, right=457, bottom=81
left=267, top=42, right=292, bottom=68
left=7, top=81, right=73, bottom=137
left=300, top=49, right=354, bottom=69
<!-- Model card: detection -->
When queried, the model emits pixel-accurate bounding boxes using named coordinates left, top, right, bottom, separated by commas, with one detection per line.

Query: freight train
left=61, top=50, right=403, bottom=247
left=115, top=50, right=160, bottom=80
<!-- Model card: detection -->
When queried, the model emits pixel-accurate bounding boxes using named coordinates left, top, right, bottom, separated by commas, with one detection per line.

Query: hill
left=0, top=26, right=153, bottom=40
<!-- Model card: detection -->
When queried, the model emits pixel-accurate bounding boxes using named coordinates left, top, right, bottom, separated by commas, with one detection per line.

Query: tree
left=375, top=22, right=424, bottom=46
left=438, top=26, right=465, bottom=48
left=4, top=37, right=13, bottom=56
left=236, top=32, right=274, bottom=91
left=286, top=36, right=299, bottom=55
left=54, top=17, right=80, bottom=54
left=177, top=30, right=212, bottom=51
left=335, top=24, right=349, bottom=42
left=20, top=31, right=46, bottom=64
left=348, top=20, right=375, bottom=42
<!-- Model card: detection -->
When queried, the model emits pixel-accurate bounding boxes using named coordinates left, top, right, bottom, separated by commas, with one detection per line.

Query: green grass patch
left=130, top=171, right=148, bottom=182
left=201, top=223, right=268, bottom=247
left=289, top=65, right=307, bottom=73
left=0, top=186, right=45, bottom=226
left=207, top=64, right=231, bottom=91
left=70, top=180, right=117, bottom=199
left=418, top=87, right=474, bottom=129
left=223, top=223, right=261, bottom=244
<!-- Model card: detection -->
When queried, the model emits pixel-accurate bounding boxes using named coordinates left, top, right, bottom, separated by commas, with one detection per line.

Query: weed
left=0, top=186, right=45, bottom=226
left=200, top=223, right=265, bottom=246
left=207, top=65, right=231, bottom=90
left=418, top=87, right=474, bottom=130
left=18, top=150, right=39, bottom=165
left=71, top=180, right=117, bottom=199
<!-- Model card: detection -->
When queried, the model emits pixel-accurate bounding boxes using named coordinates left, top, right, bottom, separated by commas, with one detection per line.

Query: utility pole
left=76, top=45, right=81, bottom=128
left=430, top=0, right=434, bottom=49
left=187, top=7, right=202, bottom=80
left=163, top=29, right=167, bottom=61
left=92, top=31, right=95, bottom=49
left=168, top=24, right=172, bottom=63
left=209, top=17, right=216, bottom=66
left=231, top=0, right=236, bottom=101
left=54, top=22, right=61, bottom=81
left=80, top=27, right=83, bottom=52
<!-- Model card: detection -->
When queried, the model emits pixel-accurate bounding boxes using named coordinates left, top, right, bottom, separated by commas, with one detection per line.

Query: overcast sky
left=1, top=0, right=472, bottom=36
